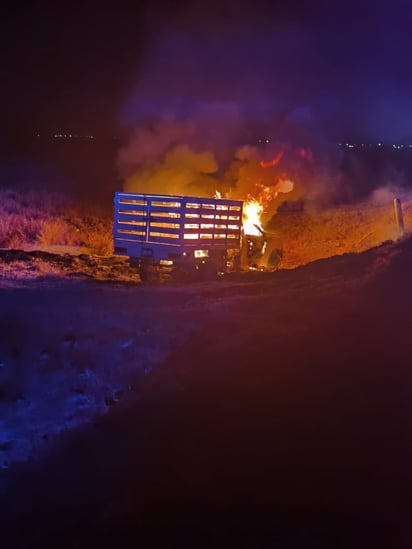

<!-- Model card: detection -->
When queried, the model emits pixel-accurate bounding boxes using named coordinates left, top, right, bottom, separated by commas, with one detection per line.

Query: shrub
left=81, top=219, right=113, bottom=255
left=0, top=213, right=44, bottom=248
left=38, top=218, right=81, bottom=247
left=0, top=189, right=112, bottom=254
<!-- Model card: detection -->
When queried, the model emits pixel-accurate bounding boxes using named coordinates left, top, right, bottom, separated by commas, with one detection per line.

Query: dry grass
left=0, top=189, right=113, bottom=255
left=38, top=219, right=81, bottom=247
left=269, top=199, right=408, bottom=269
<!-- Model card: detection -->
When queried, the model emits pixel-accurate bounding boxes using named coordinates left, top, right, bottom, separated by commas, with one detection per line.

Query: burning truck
left=113, top=192, right=283, bottom=282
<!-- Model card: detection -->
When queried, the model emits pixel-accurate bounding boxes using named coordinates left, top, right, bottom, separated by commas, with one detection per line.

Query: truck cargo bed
left=113, top=192, right=243, bottom=262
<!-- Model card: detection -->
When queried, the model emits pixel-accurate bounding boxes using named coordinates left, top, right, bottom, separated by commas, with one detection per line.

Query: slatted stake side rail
left=114, top=193, right=243, bottom=248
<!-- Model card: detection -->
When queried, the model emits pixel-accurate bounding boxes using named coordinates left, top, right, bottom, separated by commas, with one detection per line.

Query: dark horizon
left=3, top=1, right=412, bottom=207
left=2, top=1, right=412, bottom=142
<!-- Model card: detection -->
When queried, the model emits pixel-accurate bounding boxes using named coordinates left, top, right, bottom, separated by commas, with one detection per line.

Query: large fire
left=242, top=179, right=295, bottom=236
left=243, top=199, right=264, bottom=236
left=215, top=190, right=266, bottom=236
left=240, top=150, right=296, bottom=236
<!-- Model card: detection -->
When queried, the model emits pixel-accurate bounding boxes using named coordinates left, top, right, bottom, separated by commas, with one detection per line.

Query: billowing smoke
left=222, top=145, right=300, bottom=223
left=114, top=0, right=395, bottom=221
left=114, top=2, right=352, bottom=216
left=368, top=184, right=404, bottom=206
left=117, top=115, right=221, bottom=197
left=116, top=111, right=343, bottom=226
left=117, top=118, right=196, bottom=179
left=117, top=116, right=219, bottom=197
left=124, top=144, right=219, bottom=198
left=116, top=6, right=391, bottom=219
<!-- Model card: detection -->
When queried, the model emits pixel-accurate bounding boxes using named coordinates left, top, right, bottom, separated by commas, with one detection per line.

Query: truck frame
left=113, top=192, right=282, bottom=281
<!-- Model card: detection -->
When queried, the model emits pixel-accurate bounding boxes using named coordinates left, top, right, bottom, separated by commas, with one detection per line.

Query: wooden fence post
left=393, top=198, right=405, bottom=237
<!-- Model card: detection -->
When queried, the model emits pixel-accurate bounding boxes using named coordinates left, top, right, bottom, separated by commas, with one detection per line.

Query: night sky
left=1, top=0, right=412, bottom=142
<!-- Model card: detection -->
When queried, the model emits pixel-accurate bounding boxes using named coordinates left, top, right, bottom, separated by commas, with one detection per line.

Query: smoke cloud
left=117, top=112, right=334, bottom=225
left=115, top=2, right=412, bottom=218
left=124, top=144, right=218, bottom=198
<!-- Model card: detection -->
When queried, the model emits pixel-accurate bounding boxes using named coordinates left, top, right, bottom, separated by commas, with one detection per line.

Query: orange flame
left=242, top=179, right=295, bottom=235
left=243, top=198, right=264, bottom=236
left=259, top=151, right=284, bottom=168
left=219, top=146, right=296, bottom=236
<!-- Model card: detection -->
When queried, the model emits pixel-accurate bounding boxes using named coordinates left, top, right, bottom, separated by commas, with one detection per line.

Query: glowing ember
left=243, top=199, right=264, bottom=236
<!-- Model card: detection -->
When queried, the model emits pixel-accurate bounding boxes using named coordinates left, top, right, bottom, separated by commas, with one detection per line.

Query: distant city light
left=29, top=133, right=412, bottom=148
left=340, top=141, right=412, bottom=149
left=51, top=133, right=94, bottom=139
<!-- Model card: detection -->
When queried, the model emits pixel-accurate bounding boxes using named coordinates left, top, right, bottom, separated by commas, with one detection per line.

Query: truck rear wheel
left=266, top=248, right=282, bottom=271
left=138, top=264, right=152, bottom=282
left=131, top=259, right=164, bottom=283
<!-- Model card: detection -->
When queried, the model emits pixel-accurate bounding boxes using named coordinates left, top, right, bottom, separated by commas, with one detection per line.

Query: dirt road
left=1, top=240, right=412, bottom=547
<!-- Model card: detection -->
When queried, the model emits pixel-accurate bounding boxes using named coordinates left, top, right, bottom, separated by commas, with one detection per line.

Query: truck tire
left=267, top=248, right=282, bottom=271
left=137, top=261, right=162, bottom=283
left=138, top=265, right=151, bottom=282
